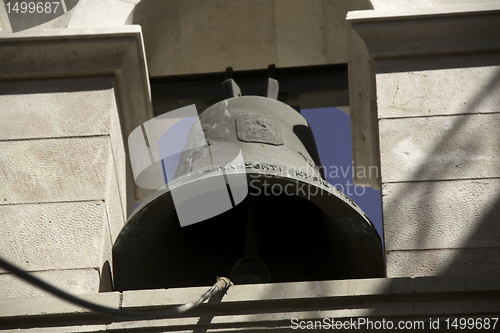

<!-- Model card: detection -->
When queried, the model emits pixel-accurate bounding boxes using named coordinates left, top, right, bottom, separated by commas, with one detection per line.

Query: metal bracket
left=222, top=78, right=242, bottom=98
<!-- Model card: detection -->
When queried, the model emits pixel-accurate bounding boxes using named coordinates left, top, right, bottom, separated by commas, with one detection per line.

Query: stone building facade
left=0, top=0, right=499, bottom=331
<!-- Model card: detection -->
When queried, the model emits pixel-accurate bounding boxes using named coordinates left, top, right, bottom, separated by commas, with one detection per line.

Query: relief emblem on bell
left=236, top=114, right=284, bottom=146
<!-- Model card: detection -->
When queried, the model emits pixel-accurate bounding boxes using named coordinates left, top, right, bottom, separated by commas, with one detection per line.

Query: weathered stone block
left=0, top=201, right=107, bottom=273
left=0, top=290, right=119, bottom=318
left=0, top=137, right=110, bottom=204
left=386, top=248, right=500, bottom=278
left=376, top=62, right=500, bottom=119
left=382, top=179, right=500, bottom=251
left=379, top=113, right=500, bottom=183
left=0, top=269, right=100, bottom=299
left=0, top=77, right=115, bottom=141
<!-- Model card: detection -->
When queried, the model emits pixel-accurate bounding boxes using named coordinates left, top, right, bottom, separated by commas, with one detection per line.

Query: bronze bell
left=112, top=79, right=385, bottom=291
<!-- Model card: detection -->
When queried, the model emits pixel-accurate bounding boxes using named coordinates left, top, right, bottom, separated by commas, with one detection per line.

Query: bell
left=112, top=79, right=385, bottom=291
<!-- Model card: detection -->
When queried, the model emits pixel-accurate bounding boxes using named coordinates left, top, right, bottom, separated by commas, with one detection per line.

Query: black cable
left=0, top=256, right=232, bottom=320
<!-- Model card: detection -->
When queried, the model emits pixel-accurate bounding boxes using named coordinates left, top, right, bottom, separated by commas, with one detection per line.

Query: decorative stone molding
left=348, top=3, right=500, bottom=59
left=0, top=25, right=152, bottom=133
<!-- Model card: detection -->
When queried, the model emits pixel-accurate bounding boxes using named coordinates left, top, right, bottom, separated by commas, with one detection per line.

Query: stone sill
left=0, top=274, right=499, bottom=331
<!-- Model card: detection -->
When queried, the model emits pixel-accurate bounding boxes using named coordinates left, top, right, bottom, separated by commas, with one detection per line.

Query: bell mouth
left=112, top=169, right=385, bottom=292
left=130, top=163, right=373, bottom=227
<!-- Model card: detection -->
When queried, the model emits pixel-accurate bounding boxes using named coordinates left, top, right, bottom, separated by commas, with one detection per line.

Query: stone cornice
left=0, top=25, right=153, bottom=137
left=347, top=4, right=500, bottom=58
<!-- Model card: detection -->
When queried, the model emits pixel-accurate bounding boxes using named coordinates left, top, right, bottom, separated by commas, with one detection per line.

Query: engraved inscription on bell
left=235, top=114, right=284, bottom=146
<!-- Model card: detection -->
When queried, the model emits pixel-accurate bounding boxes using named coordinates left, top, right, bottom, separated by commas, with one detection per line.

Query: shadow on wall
left=99, top=260, right=113, bottom=293
left=381, top=60, right=500, bottom=277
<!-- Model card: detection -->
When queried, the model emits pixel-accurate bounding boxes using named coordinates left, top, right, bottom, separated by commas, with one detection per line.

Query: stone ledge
left=122, top=277, right=415, bottom=308
left=0, top=291, right=120, bottom=319
left=347, top=4, right=500, bottom=58
left=0, top=269, right=102, bottom=300
left=0, top=274, right=498, bottom=331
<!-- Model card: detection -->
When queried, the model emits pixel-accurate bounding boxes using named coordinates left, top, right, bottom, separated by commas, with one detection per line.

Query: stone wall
left=349, top=3, right=500, bottom=277
left=0, top=78, right=118, bottom=297
left=0, top=26, right=153, bottom=298
left=132, top=0, right=373, bottom=76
